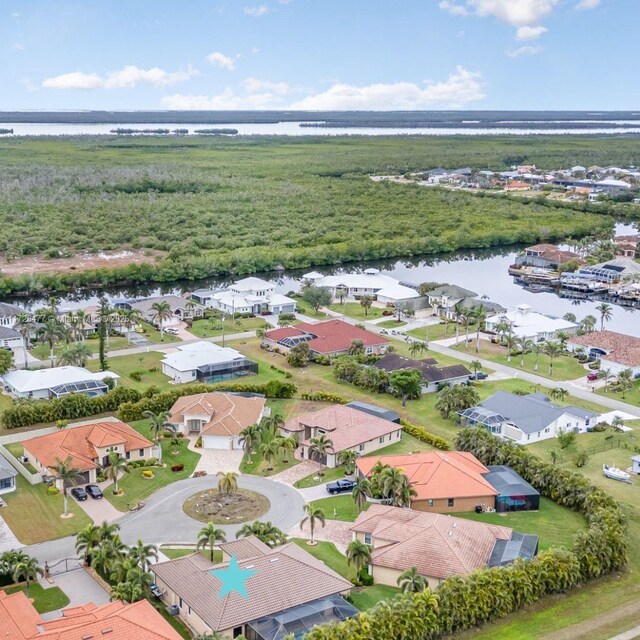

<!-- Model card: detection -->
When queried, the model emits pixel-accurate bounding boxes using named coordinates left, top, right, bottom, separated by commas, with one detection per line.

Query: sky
left=1, top=0, right=638, bottom=111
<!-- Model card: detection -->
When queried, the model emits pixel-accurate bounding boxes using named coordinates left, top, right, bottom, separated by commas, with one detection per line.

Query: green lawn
left=86, top=351, right=169, bottom=391
left=349, top=584, right=402, bottom=611
left=155, top=602, right=193, bottom=640
left=240, top=449, right=299, bottom=477
left=3, top=443, right=38, bottom=473
left=309, top=495, right=370, bottom=522
left=377, top=319, right=407, bottom=329
left=366, top=432, right=437, bottom=457
left=596, top=380, right=640, bottom=407
left=454, top=342, right=587, bottom=381
left=3, top=582, right=70, bottom=614
left=103, top=419, right=200, bottom=511
left=1, top=476, right=92, bottom=544
left=407, top=321, right=464, bottom=343
left=294, top=466, right=347, bottom=489
left=456, top=497, right=587, bottom=551
left=161, top=548, right=222, bottom=562
left=327, top=303, right=386, bottom=320
left=190, top=316, right=270, bottom=338
left=0, top=392, right=13, bottom=413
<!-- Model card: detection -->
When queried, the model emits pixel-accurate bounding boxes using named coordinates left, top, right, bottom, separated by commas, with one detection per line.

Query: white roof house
left=2, top=366, right=119, bottom=400
left=375, top=283, right=420, bottom=303
left=485, top=304, right=578, bottom=341
left=308, top=269, right=418, bottom=303
left=229, top=277, right=275, bottom=294
left=161, top=341, right=258, bottom=384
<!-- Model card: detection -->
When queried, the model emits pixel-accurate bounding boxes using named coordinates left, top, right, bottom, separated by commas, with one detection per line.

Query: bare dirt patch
left=0, top=249, right=163, bottom=277
left=183, top=488, right=270, bottom=525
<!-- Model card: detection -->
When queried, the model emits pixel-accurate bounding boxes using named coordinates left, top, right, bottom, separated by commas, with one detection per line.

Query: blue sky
left=2, top=0, right=638, bottom=110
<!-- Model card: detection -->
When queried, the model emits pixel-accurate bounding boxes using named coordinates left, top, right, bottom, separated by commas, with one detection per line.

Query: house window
left=544, top=428, right=550, bottom=433
left=0, top=478, right=12, bottom=489
left=388, top=434, right=392, bottom=441
left=188, top=606, right=191, bottom=615
left=139, top=449, right=144, bottom=456
left=179, top=598, right=183, bottom=608
left=448, top=498, right=455, bottom=508
left=427, top=499, right=434, bottom=507
left=364, top=533, right=372, bottom=544
left=359, top=444, right=365, bottom=452
left=396, top=430, right=401, bottom=438
left=379, top=437, right=385, bottom=444
left=125, top=451, right=130, bottom=460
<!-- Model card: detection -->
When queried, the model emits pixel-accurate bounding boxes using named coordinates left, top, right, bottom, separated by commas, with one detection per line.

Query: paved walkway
left=297, top=482, right=334, bottom=502
left=25, top=474, right=306, bottom=563
left=270, top=460, right=322, bottom=486
left=39, top=569, right=110, bottom=621
left=608, top=626, right=640, bottom=640
left=0, top=514, right=23, bottom=552
left=292, top=519, right=352, bottom=554
left=192, top=447, right=243, bottom=474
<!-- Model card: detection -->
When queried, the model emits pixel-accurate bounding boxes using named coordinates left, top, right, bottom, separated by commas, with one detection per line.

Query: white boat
left=603, top=464, right=632, bottom=484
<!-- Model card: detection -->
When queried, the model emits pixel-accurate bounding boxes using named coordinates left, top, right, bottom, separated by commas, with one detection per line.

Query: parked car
left=165, top=328, right=179, bottom=335
left=85, top=484, right=103, bottom=499
left=326, top=478, right=357, bottom=495
left=70, top=486, right=88, bottom=501
left=469, top=371, right=489, bottom=381
left=587, top=371, right=600, bottom=381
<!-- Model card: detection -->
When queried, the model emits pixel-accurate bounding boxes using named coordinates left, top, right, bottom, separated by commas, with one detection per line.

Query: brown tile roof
left=356, top=451, right=498, bottom=501
left=568, top=330, right=640, bottom=368
left=0, top=592, right=182, bottom=640
left=525, top=244, right=581, bottom=265
left=152, top=537, right=352, bottom=631
left=265, top=319, right=389, bottom=355
left=351, top=505, right=512, bottom=580
left=168, top=392, right=266, bottom=438
left=219, top=537, right=272, bottom=561
left=22, top=421, right=152, bottom=473
left=285, top=404, right=401, bottom=453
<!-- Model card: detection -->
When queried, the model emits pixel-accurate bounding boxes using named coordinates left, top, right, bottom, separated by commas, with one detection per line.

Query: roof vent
left=245, top=564, right=254, bottom=569
left=452, top=523, right=457, bottom=528
left=270, top=557, right=279, bottom=563
left=448, top=531, right=453, bottom=537
left=101, top=630, right=113, bottom=635
left=82, top=636, right=93, bottom=640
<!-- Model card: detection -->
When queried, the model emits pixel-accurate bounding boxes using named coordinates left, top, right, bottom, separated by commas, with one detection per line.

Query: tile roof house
left=167, top=392, right=269, bottom=450
left=117, top=295, right=203, bottom=328
left=263, top=319, right=389, bottom=357
left=567, top=330, right=640, bottom=376
left=152, top=537, right=357, bottom=638
left=356, top=451, right=498, bottom=513
left=459, top=390, right=598, bottom=444
left=280, top=404, right=403, bottom=467
left=516, top=244, right=582, bottom=270
left=0, top=591, right=182, bottom=640
left=372, top=352, right=471, bottom=393
left=351, top=505, right=538, bottom=589
left=22, top=419, right=154, bottom=486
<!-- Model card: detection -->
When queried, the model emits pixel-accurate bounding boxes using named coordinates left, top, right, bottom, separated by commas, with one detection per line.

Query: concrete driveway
left=0, top=514, right=22, bottom=552
left=73, top=494, right=122, bottom=524
left=25, top=474, right=306, bottom=562
left=39, top=569, right=110, bottom=621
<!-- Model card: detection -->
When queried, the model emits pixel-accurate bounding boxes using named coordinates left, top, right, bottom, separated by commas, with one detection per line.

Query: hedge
left=2, top=380, right=296, bottom=429
left=300, top=392, right=349, bottom=404
left=398, top=418, right=450, bottom=451
left=303, top=428, right=627, bottom=639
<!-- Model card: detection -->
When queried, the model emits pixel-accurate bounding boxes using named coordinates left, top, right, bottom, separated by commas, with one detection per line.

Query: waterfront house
left=567, top=330, right=640, bottom=377
left=485, top=304, right=577, bottom=341
left=161, top=341, right=258, bottom=384
left=152, top=537, right=356, bottom=638
left=459, top=390, right=598, bottom=444
left=351, top=505, right=538, bottom=590
left=280, top=404, right=402, bottom=467
left=117, top=295, right=204, bottom=328
left=426, top=285, right=504, bottom=320
left=167, top=392, right=268, bottom=450
left=515, top=244, right=581, bottom=270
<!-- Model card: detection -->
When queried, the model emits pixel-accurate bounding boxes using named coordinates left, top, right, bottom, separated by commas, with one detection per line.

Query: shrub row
left=300, top=392, right=349, bottom=404
left=303, top=428, right=627, bottom=639
left=2, top=380, right=297, bottom=429
left=398, top=418, right=450, bottom=451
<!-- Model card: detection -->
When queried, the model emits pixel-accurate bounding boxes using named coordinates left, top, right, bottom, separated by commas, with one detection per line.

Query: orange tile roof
left=352, top=505, right=512, bottom=580
left=22, top=420, right=152, bottom=473
left=0, top=592, right=181, bottom=640
left=285, top=404, right=400, bottom=453
left=356, top=451, right=498, bottom=501
left=168, top=392, right=265, bottom=438
left=568, top=330, right=640, bottom=368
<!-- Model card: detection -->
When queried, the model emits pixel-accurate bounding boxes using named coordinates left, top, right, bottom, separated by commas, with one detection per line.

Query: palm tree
left=543, top=341, right=562, bottom=377
left=50, top=456, right=82, bottom=517
left=352, top=477, right=371, bottom=513
left=470, top=360, right=482, bottom=376
left=515, top=337, right=533, bottom=368
left=169, top=434, right=184, bottom=454
left=336, top=286, right=348, bottom=305
left=300, top=505, right=326, bottom=545
left=118, top=308, right=143, bottom=344
left=279, top=435, right=298, bottom=463
left=259, top=438, right=281, bottom=471
left=308, top=434, right=333, bottom=472
left=596, top=303, right=613, bottom=331
left=238, top=424, right=261, bottom=465
left=143, top=410, right=172, bottom=444
left=337, top=449, right=357, bottom=475
left=397, top=566, right=427, bottom=594
left=563, top=312, right=577, bottom=323
left=473, top=306, right=486, bottom=353
left=103, top=451, right=130, bottom=495
left=217, top=471, right=239, bottom=497
left=15, top=313, right=34, bottom=369
left=346, top=540, right=371, bottom=578
left=12, top=557, right=43, bottom=596
left=360, top=295, right=373, bottom=316
left=549, top=387, right=569, bottom=403
left=494, top=321, right=511, bottom=344
left=150, top=301, right=173, bottom=340
left=110, top=581, right=144, bottom=604
left=38, top=319, right=64, bottom=367
left=395, top=476, right=417, bottom=508
left=503, top=329, right=516, bottom=363
left=75, top=524, right=102, bottom=564
left=380, top=466, right=406, bottom=501
left=617, top=368, right=633, bottom=399
left=236, top=521, right=288, bottom=547
left=408, top=340, right=428, bottom=359
left=555, top=331, right=570, bottom=352
left=581, top=314, right=597, bottom=333
left=129, top=539, right=158, bottom=572
left=196, top=523, right=226, bottom=562
left=58, top=342, right=93, bottom=367
left=530, top=341, right=542, bottom=371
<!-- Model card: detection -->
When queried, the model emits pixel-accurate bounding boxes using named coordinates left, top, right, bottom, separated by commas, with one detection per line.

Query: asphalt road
left=24, top=475, right=305, bottom=563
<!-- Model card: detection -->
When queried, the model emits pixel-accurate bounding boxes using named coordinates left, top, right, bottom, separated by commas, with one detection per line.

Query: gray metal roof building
left=483, top=465, right=540, bottom=512
left=346, top=401, right=401, bottom=424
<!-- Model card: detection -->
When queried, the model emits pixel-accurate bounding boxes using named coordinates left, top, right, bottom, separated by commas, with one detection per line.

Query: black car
left=70, top=486, right=88, bottom=501
left=85, top=484, right=104, bottom=499
left=469, top=371, right=489, bottom=381
left=326, top=478, right=357, bottom=495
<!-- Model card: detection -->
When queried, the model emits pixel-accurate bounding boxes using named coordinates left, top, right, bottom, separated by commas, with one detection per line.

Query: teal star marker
left=210, top=555, right=257, bottom=600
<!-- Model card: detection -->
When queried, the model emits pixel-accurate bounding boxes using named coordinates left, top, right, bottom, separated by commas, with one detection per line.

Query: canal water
left=11, top=224, right=640, bottom=337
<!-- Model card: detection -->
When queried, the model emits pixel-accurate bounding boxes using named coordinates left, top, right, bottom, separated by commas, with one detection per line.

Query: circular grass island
left=183, top=489, right=271, bottom=525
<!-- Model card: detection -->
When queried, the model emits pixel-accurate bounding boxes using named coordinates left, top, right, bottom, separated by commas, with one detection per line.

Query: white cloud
left=243, top=77, right=290, bottom=95
left=576, top=0, right=600, bottom=9
left=244, top=4, right=269, bottom=17
left=507, top=45, right=542, bottom=57
left=207, top=51, right=236, bottom=71
left=515, top=25, right=547, bottom=39
left=162, top=87, right=287, bottom=110
left=439, top=1, right=469, bottom=16
left=289, top=66, right=485, bottom=110
left=43, top=65, right=198, bottom=90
